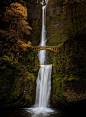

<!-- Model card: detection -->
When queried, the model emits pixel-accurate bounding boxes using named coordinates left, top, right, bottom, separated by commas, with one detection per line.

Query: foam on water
left=27, top=107, right=54, bottom=114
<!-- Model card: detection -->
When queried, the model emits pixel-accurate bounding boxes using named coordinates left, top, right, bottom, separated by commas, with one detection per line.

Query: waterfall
left=38, top=6, right=46, bottom=65
left=41, top=0, right=48, bottom=5
left=35, top=65, right=52, bottom=107
left=27, top=0, right=53, bottom=114
left=35, top=0, right=52, bottom=109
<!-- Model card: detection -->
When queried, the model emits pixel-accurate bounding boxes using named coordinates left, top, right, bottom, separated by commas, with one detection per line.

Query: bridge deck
left=32, top=46, right=58, bottom=52
left=33, top=46, right=58, bottom=48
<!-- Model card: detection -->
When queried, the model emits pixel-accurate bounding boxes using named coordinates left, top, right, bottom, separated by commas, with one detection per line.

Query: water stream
left=35, top=65, right=52, bottom=107
left=35, top=4, right=52, bottom=109
left=29, top=1, right=54, bottom=114
left=34, top=0, right=54, bottom=113
left=38, top=5, right=46, bottom=65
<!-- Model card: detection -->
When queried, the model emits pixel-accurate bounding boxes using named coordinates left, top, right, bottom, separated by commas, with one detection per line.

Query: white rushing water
left=38, top=6, right=46, bottom=65
left=35, top=65, right=52, bottom=107
left=41, top=0, right=48, bottom=5
left=35, top=0, right=53, bottom=112
left=27, top=0, right=54, bottom=114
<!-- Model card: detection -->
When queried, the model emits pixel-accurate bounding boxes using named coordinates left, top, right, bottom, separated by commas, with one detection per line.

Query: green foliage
left=0, top=45, right=39, bottom=107
left=51, top=26, right=86, bottom=107
left=51, top=1, right=86, bottom=107
left=63, top=1, right=86, bottom=34
left=46, top=16, right=63, bottom=46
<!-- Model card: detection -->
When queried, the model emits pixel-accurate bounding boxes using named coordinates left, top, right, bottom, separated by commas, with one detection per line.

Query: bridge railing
left=32, top=46, right=58, bottom=52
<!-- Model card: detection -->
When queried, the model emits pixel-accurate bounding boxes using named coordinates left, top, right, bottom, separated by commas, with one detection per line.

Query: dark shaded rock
left=26, top=3, right=42, bottom=45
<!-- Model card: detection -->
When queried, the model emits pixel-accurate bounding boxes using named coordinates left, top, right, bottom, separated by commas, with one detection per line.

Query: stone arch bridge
left=32, top=46, right=58, bottom=52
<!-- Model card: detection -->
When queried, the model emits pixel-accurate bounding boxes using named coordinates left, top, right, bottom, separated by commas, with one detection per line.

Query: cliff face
left=50, top=0, right=86, bottom=111
left=26, top=3, right=42, bottom=46
left=51, top=27, right=86, bottom=112
left=46, top=0, right=64, bottom=46
left=26, top=0, right=64, bottom=46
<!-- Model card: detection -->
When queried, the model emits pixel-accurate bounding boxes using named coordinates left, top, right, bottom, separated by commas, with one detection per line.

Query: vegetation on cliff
left=51, top=26, right=86, bottom=106
left=50, top=0, right=86, bottom=109
left=0, top=2, right=39, bottom=108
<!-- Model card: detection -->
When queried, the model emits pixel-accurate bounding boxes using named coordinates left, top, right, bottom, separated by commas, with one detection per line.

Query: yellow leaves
left=27, top=26, right=32, bottom=30
left=3, top=2, right=32, bottom=43
left=17, top=20, right=32, bottom=35
left=27, top=41, right=32, bottom=47
left=0, top=53, right=18, bottom=65
left=18, top=40, right=32, bottom=48
left=10, top=2, right=27, bottom=19
left=0, top=29, right=7, bottom=34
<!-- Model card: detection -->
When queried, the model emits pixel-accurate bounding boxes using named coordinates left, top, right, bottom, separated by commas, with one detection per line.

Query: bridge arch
left=32, top=46, right=58, bottom=52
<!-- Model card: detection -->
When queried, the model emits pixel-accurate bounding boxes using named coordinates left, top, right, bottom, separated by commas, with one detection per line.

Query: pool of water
left=0, top=107, right=67, bottom=117
left=1, top=107, right=86, bottom=117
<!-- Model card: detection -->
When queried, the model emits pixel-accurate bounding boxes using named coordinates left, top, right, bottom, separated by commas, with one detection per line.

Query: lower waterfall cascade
left=35, top=65, right=52, bottom=107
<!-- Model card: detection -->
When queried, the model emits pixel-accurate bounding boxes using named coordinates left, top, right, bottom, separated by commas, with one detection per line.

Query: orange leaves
left=1, top=2, right=32, bottom=52
left=5, top=2, right=27, bottom=20
left=10, top=2, right=27, bottom=19
left=17, top=19, right=32, bottom=35
left=4, top=2, right=32, bottom=41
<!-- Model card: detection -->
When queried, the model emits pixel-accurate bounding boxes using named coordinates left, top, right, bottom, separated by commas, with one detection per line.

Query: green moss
left=51, top=26, right=86, bottom=107
left=0, top=46, right=39, bottom=107
left=46, top=15, right=63, bottom=46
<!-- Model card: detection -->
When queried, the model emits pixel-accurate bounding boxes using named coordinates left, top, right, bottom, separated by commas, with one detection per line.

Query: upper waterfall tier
left=41, top=0, right=48, bottom=5
left=38, top=5, right=47, bottom=65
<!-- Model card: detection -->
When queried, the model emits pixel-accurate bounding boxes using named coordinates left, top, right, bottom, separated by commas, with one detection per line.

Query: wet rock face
left=26, top=0, right=64, bottom=46
left=26, top=3, right=42, bottom=46
left=46, top=0, right=64, bottom=46
left=47, top=0, right=63, bottom=17
left=26, top=3, right=42, bottom=20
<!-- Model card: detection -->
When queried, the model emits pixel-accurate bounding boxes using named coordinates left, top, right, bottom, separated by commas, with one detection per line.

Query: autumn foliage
left=5, top=2, right=32, bottom=39
left=0, top=2, right=39, bottom=108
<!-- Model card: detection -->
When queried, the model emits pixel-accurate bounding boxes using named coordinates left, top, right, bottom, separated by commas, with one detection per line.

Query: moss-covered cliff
left=50, top=0, right=86, bottom=111
left=51, top=26, right=86, bottom=107
left=46, top=0, right=63, bottom=45
left=0, top=47, right=39, bottom=108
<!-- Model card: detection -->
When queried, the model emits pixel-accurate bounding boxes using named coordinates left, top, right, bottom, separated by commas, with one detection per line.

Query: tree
left=4, top=2, right=32, bottom=41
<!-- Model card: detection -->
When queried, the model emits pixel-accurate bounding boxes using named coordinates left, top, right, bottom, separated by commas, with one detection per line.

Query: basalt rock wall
left=26, top=3, right=42, bottom=46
